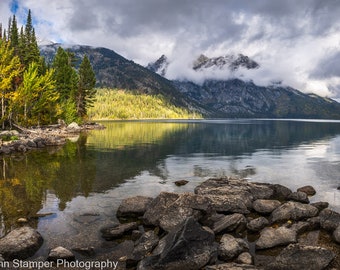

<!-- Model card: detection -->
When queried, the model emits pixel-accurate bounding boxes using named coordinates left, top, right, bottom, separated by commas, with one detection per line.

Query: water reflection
left=0, top=120, right=339, bottom=251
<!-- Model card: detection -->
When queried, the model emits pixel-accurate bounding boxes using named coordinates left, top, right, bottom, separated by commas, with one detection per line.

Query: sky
left=2, top=0, right=340, bottom=99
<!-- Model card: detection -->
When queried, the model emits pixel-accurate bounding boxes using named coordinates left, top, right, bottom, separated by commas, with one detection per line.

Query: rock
left=143, top=192, right=211, bottom=232
left=218, top=234, right=249, bottom=261
left=289, top=221, right=312, bottom=234
left=236, top=252, right=253, bottom=265
left=310, top=201, right=329, bottom=212
left=333, top=225, right=340, bottom=243
left=337, top=186, right=340, bottom=190
left=72, top=246, right=96, bottom=257
left=137, top=217, right=216, bottom=270
left=266, top=244, right=335, bottom=270
left=256, top=226, right=297, bottom=249
left=204, top=194, right=250, bottom=214
left=195, top=178, right=274, bottom=202
left=174, top=180, right=189, bottom=186
left=297, top=185, right=316, bottom=196
left=48, top=246, right=75, bottom=262
left=17, top=218, right=28, bottom=224
left=270, top=201, right=318, bottom=223
left=319, top=208, right=340, bottom=232
left=67, top=122, right=80, bottom=130
left=101, top=222, right=138, bottom=240
left=269, top=184, right=292, bottom=200
left=205, top=263, right=260, bottom=270
left=210, top=213, right=246, bottom=234
left=287, top=191, right=309, bottom=203
left=253, top=199, right=281, bottom=214
left=117, top=196, right=153, bottom=218
left=247, top=217, right=269, bottom=232
left=126, top=230, right=159, bottom=267
left=0, top=226, right=43, bottom=260
left=131, top=230, right=143, bottom=241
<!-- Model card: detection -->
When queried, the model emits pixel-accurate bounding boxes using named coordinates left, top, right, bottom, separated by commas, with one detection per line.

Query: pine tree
left=77, top=55, right=96, bottom=117
left=9, top=15, right=19, bottom=50
left=22, top=9, right=40, bottom=66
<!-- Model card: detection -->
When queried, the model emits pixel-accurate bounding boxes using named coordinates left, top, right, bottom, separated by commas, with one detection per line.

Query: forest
left=0, top=10, right=96, bottom=128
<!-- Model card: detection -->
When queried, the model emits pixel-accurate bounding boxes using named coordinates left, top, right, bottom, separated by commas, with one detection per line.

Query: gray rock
left=67, top=122, right=80, bottom=130
left=287, top=191, right=309, bottom=203
left=333, top=225, right=340, bottom=243
left=211, top=213, right=246, bottom=234
left=310, top=201, right=329, bottom=212
left=195, top=178, right=274, bottom=202
left=126, top=230, right=159, bottom=267
left=137, top=217, right=216, bottom=270
left=218, top=234, right=249, bottom=261
left=247, top=217, right=269, bottom=232
left=289, top=221, right=312, bottom=234
left=205, top=263, right=261, bottom=270
left=269, top=184, right=292, bottom=200
left=117, top=196, right=153, bottom=218
left=143, top=192, right=211, bottom=232
left=204, top=194, right=250, bottom=214
left=270, top=201, right=318, bottom=223
left=236, top=252, right=253, bottom=265
left=48, top=246, right=75, bottom=262
left=253, top=199, right=281, bottom=214
left=266, top=244, right=335, bottom=270
left=256, top=226, right=297, bottom=249
left=101, top=222, right=138, bottom=240
left=0, top=226, right=43, bottom=260
left=297, top=185, right=316, bottom=196
left=319, top=208, right=340, bottom=232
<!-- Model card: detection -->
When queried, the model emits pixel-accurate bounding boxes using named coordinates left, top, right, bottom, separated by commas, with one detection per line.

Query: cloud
left=1, top=0, right=340, bottom=98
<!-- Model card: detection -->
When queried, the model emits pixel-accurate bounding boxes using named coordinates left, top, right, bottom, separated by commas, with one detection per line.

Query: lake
left=0, top=119, right=339, bottom=258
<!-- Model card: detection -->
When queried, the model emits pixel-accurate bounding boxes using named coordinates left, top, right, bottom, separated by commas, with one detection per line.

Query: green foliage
left=88, top=88, right=201, bottom=120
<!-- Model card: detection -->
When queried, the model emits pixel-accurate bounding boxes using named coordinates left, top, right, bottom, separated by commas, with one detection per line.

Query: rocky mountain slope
left=40, top=44, right=340, bottom=119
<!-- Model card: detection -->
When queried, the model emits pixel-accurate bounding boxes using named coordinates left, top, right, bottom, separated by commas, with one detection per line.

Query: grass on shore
left=88, top=88, right=202, bottom=120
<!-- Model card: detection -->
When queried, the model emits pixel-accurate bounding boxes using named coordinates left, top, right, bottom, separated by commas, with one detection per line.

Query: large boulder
left=137, top=217, right=216, bottom=270
left=270, top=201, right=318, bottom=223
left=0, top=226, right=43, bottom=260
left=266, top=244, right=335, bottom=270
left=256, top=226, right=297, bottom=250
left=194, top=178, right=274, bottom=214
left=143, top=192, right=211, bottom=232
left=218, top=234, right=249, bottom=261
left=117, top=196, right=153, bottom=218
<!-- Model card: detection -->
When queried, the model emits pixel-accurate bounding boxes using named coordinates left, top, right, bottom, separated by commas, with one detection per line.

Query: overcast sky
left=2, top=0, right=340, bottom=99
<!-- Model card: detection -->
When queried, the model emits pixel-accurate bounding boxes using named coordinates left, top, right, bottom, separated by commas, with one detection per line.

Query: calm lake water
left=0, top=119, right=340, bottom=258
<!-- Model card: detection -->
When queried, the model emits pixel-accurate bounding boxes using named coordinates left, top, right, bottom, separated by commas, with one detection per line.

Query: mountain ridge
left=39, top=43, right=340, bottom=119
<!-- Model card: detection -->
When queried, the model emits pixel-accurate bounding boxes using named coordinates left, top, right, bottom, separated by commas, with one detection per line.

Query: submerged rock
left=266, top=244, right=335, bottom=270
left=101, top=222, right=138, bottom=240
left=0, top=226, right=43, bottom=260
left=48, top=246, right=75, bottom=262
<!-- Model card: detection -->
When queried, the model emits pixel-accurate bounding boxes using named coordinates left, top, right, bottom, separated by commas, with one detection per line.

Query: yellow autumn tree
left=0, top=39, right=22, bottom=128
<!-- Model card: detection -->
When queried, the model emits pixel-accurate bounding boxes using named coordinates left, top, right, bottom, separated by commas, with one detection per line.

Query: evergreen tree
left=9, top=15, right=19, bottom=50
left=22, top=9, right=40, bottom=66
left=77, top=55, right=96, bottom=117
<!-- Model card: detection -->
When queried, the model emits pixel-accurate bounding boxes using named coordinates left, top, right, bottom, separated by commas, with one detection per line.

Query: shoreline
left=0, top=177, right=338, bottom=269
left=0, top=122, right=105, bottom=155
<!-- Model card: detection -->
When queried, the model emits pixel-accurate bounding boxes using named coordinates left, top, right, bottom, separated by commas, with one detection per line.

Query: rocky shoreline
left=0, top=177, right=338, bottom=269
left=0, top=122, right=105, bottom=155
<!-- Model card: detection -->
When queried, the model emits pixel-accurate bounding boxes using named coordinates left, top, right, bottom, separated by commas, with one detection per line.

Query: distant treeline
left=88, top=89, right=202, bottom=120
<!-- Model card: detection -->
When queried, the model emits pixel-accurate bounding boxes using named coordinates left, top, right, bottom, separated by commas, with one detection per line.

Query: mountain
left=147, top=54, right=340, bottom=119
left=39, top=44, right=208, bottom=115
left=40, top=44, right=340, bottom=119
